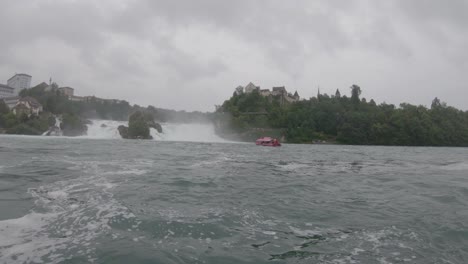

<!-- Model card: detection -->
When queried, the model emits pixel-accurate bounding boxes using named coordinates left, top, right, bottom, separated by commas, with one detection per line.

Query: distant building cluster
left=235, top=82, right=300, bottom=103
left=8, top=74, right=32, bottom=95
left=58, top=86, right=74, bottom=97
left=0, top=73, right=32, bottom=98
left=0, top=73, right=38, bottom=116
left=1, top=72, right=123, bottom=117
left=12, top=97, right=43, bottom=116
left=40, top=82, right=123, bottom=104
left=69, top=95, right=123, bottom=104
left=0, top=84, right=15, bottom=98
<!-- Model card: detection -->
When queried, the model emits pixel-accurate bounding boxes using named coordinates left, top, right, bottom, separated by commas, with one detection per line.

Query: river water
left=0, top=128, right=468, bottom=263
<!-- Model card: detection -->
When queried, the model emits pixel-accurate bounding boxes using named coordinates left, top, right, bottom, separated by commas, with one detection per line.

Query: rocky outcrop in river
left=118, top=111, right=162, bottom=139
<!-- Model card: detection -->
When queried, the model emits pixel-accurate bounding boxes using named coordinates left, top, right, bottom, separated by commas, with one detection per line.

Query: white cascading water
left=42, top=116, right=63, bottom=136
left=55, top=117, right=63, bottom=136
left=82, top=120, right=227, bottom=143
left=83, top=120, right=125, bottom=139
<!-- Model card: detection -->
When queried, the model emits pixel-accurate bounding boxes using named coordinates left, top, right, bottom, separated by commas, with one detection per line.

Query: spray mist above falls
left=82, top=120, right=228, bottom=143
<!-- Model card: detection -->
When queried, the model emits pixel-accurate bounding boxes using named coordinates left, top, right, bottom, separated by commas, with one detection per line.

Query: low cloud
left=0, top=0, right=467, bottom=111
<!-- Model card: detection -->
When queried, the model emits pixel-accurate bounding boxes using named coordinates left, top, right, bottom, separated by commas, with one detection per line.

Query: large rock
left=119, top=111, right=163, bottom=139
left=148, top=120, right=163, bottom=133
left=60, top=114, right=88, bottom=137
left=128, top=111, right=152, bottom=139
left=118, top=125, right=129, bottom=139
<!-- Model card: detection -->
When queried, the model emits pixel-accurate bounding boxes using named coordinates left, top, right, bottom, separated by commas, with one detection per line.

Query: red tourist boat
left=255, top=137, right=281, bottom=147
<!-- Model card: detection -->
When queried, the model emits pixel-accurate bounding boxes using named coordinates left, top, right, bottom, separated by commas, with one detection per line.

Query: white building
left=0, top=84, right=15, bottom=98
left=7, top=73, right=32, bottom=95
left=12, top=96, right=43, bottom=116
left=1, top=96, right=20, bottom=109
left=260, top=89, right=271, bottom=97
left=272, top=86, right=287, bottom=96
left=244, top=82, right=260, bottom=93
left=70, top=95, right=85, bottom=102
left=58, top=87, right=74, bottom=97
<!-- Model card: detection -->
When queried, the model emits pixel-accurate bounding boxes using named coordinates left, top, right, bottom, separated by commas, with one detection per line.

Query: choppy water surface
left=1, top=136, right=468, bottom=263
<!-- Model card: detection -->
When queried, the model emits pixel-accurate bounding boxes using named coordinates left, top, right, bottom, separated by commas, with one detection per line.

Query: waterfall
left=55, top=117, right=62, bottom=136
left=82, top=120, right=228, bottom=143
left=42, top=116, right=63, bottom=136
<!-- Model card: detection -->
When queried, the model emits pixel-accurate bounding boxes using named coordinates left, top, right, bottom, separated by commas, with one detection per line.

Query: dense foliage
left=19, top=83, right=132, bottom=120
left=1, top=82, right=212, bottom=136
left=118, top=111, right=163, bottom=140
left=19, top=83, right=212, bottom=122
left=61, top=113, right=88, bottom=136
left=217, top=86, right=468, bottom=146
left=128, top=111, right=152, bottom=139
left=0, top=97, right=53, bottom=135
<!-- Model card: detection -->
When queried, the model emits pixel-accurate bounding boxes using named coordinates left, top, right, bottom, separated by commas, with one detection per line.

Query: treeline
left=216, top=85, right=468, bottom=146
left=19, top=82, right=133, bottom=121
left=0, top=100, right=54, bottom=135
left=0, top=82, right=213, bottom=136
left=19, top=82, right=212, bottom=123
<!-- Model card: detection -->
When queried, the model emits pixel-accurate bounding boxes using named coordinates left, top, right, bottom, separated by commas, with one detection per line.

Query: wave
left=0, top=173, right=138, bottom=263
left=440, top=161, right=468, bottom=171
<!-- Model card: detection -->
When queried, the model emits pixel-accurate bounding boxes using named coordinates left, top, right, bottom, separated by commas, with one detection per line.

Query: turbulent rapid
left=0, top=136, right=467, bottom=264
left=81, top=120, right=227, bottom=143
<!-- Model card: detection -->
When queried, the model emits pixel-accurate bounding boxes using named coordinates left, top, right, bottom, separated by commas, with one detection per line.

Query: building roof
left=58, top=86, right=74, bottom=90
left=1, top=96, right=20, bottom=101
left=13, top=103, right=29, bottom=111
left=273, top=86, right=286, bottom=91
left=0, top=84, right=14, bottom=90
left=8, top=73, right=32, bottom=82
left=37, top=82, right=49, bottom=88
left=245, top=82, right=260, bottom=91
left=19, top=96, right=42, bottom=108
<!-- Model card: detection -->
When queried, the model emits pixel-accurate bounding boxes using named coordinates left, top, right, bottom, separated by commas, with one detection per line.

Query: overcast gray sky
left=1, top=0, right=467, bottom=111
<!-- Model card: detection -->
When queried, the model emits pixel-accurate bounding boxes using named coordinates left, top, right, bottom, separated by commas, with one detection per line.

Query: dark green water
left=0, top=136, right=467, bottom=263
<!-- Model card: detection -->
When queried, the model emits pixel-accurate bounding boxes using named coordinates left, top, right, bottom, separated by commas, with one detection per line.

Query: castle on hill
left=234, top=82, right=300, bottom=103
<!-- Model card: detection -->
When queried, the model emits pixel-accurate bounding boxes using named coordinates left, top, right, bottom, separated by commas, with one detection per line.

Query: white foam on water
left=289, top=226, right=321, bottom=237
left=102, top=169, right=149, bottom=176
left=441, top=161, right=468, bottom=171
left=0, top=162, right=141, bottom=263
left=352, top=248, right=365, bottom=255
left=190, top=156, right=232, bottom=168
left=155, top=207, right=225, bottom=223
left=0, top=212, right=66, bottom=264
left=152, top=123, right=227, bottom=143
left=81, top=120, right=125, bottom=139
left=279, top=225, right=422, bottom=263
left=47, top=190, right=68, bottom=200
left=277, top=162, right=310, bottom=171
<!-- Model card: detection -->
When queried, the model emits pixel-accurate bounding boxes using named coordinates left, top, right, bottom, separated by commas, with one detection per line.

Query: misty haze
left=1, top=1, right=468, bottom=263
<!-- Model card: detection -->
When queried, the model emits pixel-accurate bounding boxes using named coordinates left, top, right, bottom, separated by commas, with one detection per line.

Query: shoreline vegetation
left=1, top=82, right=468, bottom=146
left=214, top=85, right=468, bottom=147
left=0, top=82, right=211, bottom=139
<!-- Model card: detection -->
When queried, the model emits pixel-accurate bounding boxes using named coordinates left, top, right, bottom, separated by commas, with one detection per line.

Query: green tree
left=335, top=89, right=341, bottom=98
left=0, top=100, right=9, bottom=115
left=128, top=111, right=151, bottom=139
left=350, top=84, right=362, bottom=105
